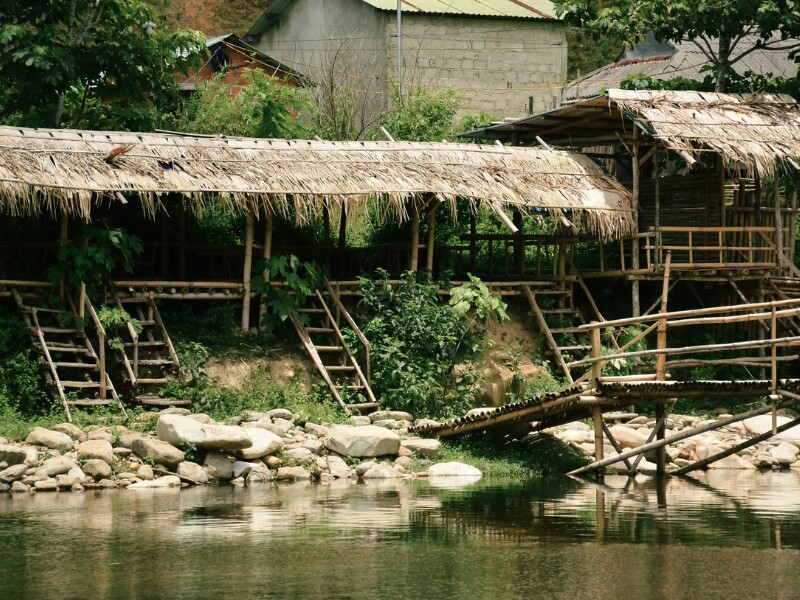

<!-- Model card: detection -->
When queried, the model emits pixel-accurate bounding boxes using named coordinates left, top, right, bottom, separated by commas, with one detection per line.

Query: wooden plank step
left=61, top=381, right=102, bottom=388
left=45, top=346, right=91, bottom=354
left=314, top=345, right=344, bottom=352
left=136, top=378, right=170, bottom=385
left=136, top=320, right=156, bottom=327
left=338, top=385, right=365, bottom=390
left=67, top=399, right=112, bottom=406
left=53, top=362, right=97, bottom=369
left=558, top=345, right=590, bottom=352
left=297, top=308, right=325, bottom=314
left=124, top=341, right=166, bottom=347
left=541, top=308, right=580, bottom=315
left=137, top=396, right=192, bottom=406
left=325, top=365, right=355, bottom=372
left=306, top=327, right=335, bottom=334
left=38, top=327, right=81, bottom=334
left=21, top=306, right=63, bottom=314
left=138, top=359, right=176, bottom=366
left=550, top=327, right=584, bottom=334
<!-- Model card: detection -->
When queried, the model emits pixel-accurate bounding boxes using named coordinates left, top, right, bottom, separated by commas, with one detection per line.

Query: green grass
left=430, top=432, right=588, bottom=478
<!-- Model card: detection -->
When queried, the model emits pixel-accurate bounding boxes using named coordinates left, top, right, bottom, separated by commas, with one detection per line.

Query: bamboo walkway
left=411, top=294, right=800, bottom=478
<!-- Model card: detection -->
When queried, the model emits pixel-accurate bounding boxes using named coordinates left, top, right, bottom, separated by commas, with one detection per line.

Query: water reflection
left=1, top=471, right=799, bottom=599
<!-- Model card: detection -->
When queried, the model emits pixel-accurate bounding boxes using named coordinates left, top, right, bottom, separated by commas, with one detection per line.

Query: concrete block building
left=245, top=0, right=567, bottom=123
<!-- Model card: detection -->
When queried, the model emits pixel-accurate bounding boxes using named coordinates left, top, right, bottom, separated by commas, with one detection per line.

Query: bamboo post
left=788, top=191, right=797, bottom=266
left=513, top=210, right=524, bottom=276
left=178, top=199, right=187, bottom=280
left=469, top=211, right=477, bottom=273
left=569, top=398, right=800, bottom=476
left=654, top=147, right=661, bottom=269
left=258, top=212, right=274, bottom=332
left=775, top=180, right=784, bottom=269
left=322, top=205, right=331, bottom=272
left=409, top=203, right=420, bottom=271
left=592, top=405, right=604, bottom=479
left=161, top=210, right=170, bottom=278
left=58, top=212, right=69, bottom=298
left=590, top=324, right=602, bottom=382
left=426, top=203, right=438, bottom=272
left=241, top=213, right=254, bottom=331
left=772, top=305, right=778, bottom=434
left=655, top=402, right=667, bottom=475
left=631, top=130, right=641, bottom=317
left=656, top=252, right=671, bottom=380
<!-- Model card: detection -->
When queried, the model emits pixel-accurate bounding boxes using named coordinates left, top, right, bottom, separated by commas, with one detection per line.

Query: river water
left=1, top=470, right=799, bottom=600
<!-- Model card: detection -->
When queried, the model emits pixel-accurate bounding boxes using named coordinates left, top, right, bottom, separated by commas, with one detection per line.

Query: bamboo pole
left=567, top=398, right=799, bottom=476
left=655, top=403, right=667, bottom=475
left=775, top=180, right=784, bottom=269
left=258, top=212, right=274, bottom=332
left=409, top=203, right=420, bottom=271
left=178, top=200, right=187, bottom=280
left=593, top=405, right=604, bottom=479
left=241, top=213, right=254, bottom=331
left=469, top=211, right=477, bottom=273
left=426, top=204, right=438, bottom=272
left=654, top=147, right=661, bottom=268
left=631, top=130, right=641, bottom=317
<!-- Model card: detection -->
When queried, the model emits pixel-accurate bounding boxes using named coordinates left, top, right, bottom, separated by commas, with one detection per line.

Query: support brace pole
left=568, top=397, right=798, bottom=476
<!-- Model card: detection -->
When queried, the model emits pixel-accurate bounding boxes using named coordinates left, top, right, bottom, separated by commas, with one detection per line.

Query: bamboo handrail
left=82, top=295, right=107, bottom=401
left=577, top=297, right=800, bottom=331
left=324, top=279, right=372, bottom=383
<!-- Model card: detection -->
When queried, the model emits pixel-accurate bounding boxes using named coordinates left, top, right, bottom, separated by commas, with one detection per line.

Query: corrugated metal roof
left=361, top=0, right=557, bottom=20
left=565, top=33, right=798, bottom=100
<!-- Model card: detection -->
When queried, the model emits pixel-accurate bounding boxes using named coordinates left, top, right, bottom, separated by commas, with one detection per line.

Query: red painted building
left=179, top=33, right=307, bottom=97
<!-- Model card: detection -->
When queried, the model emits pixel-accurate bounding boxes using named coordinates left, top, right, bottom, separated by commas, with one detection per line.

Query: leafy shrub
left=354, top=270, right=507, bottom=419
left=251, top=255, right=324, bottom=332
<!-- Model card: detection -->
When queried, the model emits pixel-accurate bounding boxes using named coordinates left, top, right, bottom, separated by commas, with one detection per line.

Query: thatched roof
left=463, top=89, right=800, bottom=176
left=0, top=126, right=634, bottom=238
left=609, top=89, right=800, bottom=176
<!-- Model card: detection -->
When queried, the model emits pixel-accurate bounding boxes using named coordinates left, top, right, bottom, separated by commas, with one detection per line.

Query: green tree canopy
left=554, top=0, right=800, bottom=91
left=167, top=69, right=311, bottom=139
left=0, top=0, right=203, bottom=129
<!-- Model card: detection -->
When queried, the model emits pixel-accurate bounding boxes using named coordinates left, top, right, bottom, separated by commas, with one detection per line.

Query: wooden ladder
left=111, top=294, right=184, bottom=406
left=290, top=280, right=379, bottom=414
left=12, top=288, right=126, bottom=423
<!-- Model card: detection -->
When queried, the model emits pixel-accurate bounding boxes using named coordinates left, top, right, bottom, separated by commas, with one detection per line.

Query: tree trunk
left=715, top=37, right=731, bottom=93
left=53, top=91, right=66, bottom=128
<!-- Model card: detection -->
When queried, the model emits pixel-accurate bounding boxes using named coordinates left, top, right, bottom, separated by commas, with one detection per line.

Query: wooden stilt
left=178, top=200, right=187, bottom=280
left=774, top=180, right=784, bottom=269
left=59, top=212, right=69, bottom=298
left=568, top=398, right=799, bottom=476
left=258, top=212, right=274, bottom=332
left=409, top=203, right=420, bottom=271
left=513, top=210, right=524, bottom=276
left=469, top=211, right=477, bottom=273
left=631, top=131, right=641, bottom=317
left=655, top=402, right=667, bottom=475
left=322, top=205, right=331, bottom=272
left=426, top=204, right=438, bottom=273
left=338, top=206, right=347, bottom=250
left=654, top=146, right=661, bottom=268
left=241, top=214, right=254, bottom=331
left=592, top=405, right=604, bottom=479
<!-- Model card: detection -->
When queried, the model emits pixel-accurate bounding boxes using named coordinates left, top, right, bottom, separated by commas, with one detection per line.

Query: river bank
left=3, top=403, right=800, bottom=495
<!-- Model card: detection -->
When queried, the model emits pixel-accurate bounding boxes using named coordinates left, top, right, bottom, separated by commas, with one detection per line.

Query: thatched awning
left=609, top=89, right=800, bottom=176
left=0, top=126, right=634, bottom=239
left=463, top=89, right=800, bottom=176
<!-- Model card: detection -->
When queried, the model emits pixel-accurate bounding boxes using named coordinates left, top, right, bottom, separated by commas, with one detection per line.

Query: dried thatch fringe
left=0, top=126, right=635, bottom=239
left=609, top=89, right=800, bottom=176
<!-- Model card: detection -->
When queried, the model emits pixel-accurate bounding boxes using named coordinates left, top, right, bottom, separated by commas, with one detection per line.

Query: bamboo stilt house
left=0, top=126, right=635, bottom=319
left=463, top=89, right=800, bottom=313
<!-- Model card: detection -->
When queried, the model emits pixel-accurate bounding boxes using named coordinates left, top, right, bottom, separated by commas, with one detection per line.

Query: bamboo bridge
left=409, top=293, right=800, bottom=478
